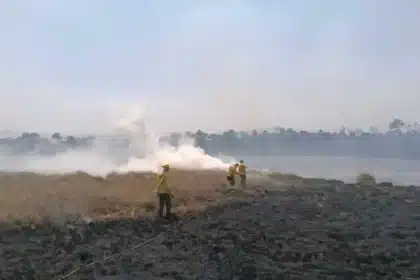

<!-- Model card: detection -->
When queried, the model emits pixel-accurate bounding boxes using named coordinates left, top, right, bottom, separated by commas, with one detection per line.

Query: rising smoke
left=0, top=106, right=232, bottom=175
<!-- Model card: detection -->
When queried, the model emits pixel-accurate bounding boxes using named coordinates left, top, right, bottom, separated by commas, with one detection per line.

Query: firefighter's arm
left=167, top=181, right=174, bottom=197
left=155, top=174, right=164, bottom=193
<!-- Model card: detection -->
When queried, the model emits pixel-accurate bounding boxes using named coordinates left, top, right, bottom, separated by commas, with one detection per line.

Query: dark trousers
left=227, top=175, right=235, bottom=186
left=240, top=175, right=246, bottom=188
left=158, top=193, right=171, bottom=218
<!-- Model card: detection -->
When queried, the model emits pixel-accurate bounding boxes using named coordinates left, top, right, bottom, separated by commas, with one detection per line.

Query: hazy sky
left=0, top=0, right=419, bottom=134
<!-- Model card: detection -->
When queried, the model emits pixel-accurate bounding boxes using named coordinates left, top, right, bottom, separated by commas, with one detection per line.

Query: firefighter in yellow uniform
left=227, top=163, right=239, bottom=186
left=156, top=163, right=172, bottom=219
left=237, top=160, right=247, bottom=188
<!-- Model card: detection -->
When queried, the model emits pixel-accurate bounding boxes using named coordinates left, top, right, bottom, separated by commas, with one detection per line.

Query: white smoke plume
left=0, top=106, right=233, bottom=175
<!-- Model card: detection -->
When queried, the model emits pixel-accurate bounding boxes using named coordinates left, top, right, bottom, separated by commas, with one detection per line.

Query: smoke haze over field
left=0, top=1, right=419, bottom=134
left=0, top=106, right=232, bottom=175
left=0, top=1, right=420, bottom=183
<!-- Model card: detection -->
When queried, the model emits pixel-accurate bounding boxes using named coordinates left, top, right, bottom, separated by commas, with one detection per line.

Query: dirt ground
left=0, top=171, right=420, bottom=279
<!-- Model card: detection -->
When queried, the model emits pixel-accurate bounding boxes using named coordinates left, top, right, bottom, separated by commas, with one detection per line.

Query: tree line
left=163, top=118, right=419, bottom=144
left=1, top=118, right=419, bottom=159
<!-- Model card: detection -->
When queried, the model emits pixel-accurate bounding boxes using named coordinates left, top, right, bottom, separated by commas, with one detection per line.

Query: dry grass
left=0, top=169, right=228, bottom=224
left=267, top=172, right=303, bottom=182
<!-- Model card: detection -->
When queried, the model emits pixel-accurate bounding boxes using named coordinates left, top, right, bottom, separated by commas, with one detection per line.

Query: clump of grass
left=356, top=172, right=376, bottom=186
left=268, top=172, right=302, bottom=181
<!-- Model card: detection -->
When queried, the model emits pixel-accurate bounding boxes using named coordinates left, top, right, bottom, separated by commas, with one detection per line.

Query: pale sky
left=0, top=0, right=419, bottom=134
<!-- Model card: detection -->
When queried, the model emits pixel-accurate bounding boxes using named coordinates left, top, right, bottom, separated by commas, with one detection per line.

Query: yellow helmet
left=161, top=163, right=169, bottom=168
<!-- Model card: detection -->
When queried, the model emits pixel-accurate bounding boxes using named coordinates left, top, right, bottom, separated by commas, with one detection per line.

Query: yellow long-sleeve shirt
left=228, top=164, right=238, bottom=176
left=156, top=172, right=171, bottom=194
left=237, top=163, right=246, bottom=176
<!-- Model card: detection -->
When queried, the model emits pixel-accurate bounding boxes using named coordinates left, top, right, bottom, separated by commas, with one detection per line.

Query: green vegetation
left=356, top=172, right=376, bottom=186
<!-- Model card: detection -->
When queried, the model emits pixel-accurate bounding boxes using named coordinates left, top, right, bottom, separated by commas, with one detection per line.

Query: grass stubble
left=1, top=170, right=420, bottom=279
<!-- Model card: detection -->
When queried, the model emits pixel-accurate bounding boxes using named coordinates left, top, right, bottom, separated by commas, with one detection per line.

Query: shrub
left=356, top=172, right=376, bottom=186
left=268, top=172, right=302, bottom=181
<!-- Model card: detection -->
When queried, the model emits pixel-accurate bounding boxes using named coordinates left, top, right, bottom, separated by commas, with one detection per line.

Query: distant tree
left=21, top=132, right=31, bottom=138
left=20, top=132, right=40, bottom=139
left=222, top=129, right=238, bottom=144
left=52, top=132, right=62, bottom=141
left=194, top=129, right=207, bottom=148
left=317, top=130, right=331, bottom=138
left=388, top=118, right=404, bottom=131
left=222, top=129, right=237, bottom=139
left=195, top=129, right=207, bottom=138
left=221, top=130, right=237, bottom=147
left=65, top=135, right=77, bottom=146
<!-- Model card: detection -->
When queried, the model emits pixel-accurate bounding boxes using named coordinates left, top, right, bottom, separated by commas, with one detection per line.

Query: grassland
left=0, top=169, right=232, bottom=224
left=1, top=170, right=420, bottom=279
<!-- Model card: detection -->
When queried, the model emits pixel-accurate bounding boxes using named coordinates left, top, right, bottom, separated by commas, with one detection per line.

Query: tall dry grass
left=0, top=169, right=228, bottom=224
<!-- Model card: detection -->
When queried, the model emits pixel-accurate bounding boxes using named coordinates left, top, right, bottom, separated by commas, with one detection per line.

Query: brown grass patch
left=267, top=171, right=304, bottom=186
left=0, top=169, right=228, bottom=224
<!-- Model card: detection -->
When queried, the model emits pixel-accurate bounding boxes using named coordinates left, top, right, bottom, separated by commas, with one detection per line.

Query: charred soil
left=0, top=172, right=419, bottom=279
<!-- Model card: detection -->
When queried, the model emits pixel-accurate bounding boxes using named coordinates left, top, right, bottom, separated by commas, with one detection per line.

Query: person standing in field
left=227, top=163, right=239, bottom=186
left=237, top=160, right=247, bottom=188
left=156, top=163, right=173, bottom=219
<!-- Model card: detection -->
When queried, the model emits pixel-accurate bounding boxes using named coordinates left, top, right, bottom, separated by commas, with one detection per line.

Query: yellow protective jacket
left=228, top=165, right=237, bottom=176
left=156, top=172, right=171, bottom=194
left=237, top=163, right=246, bottom=176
